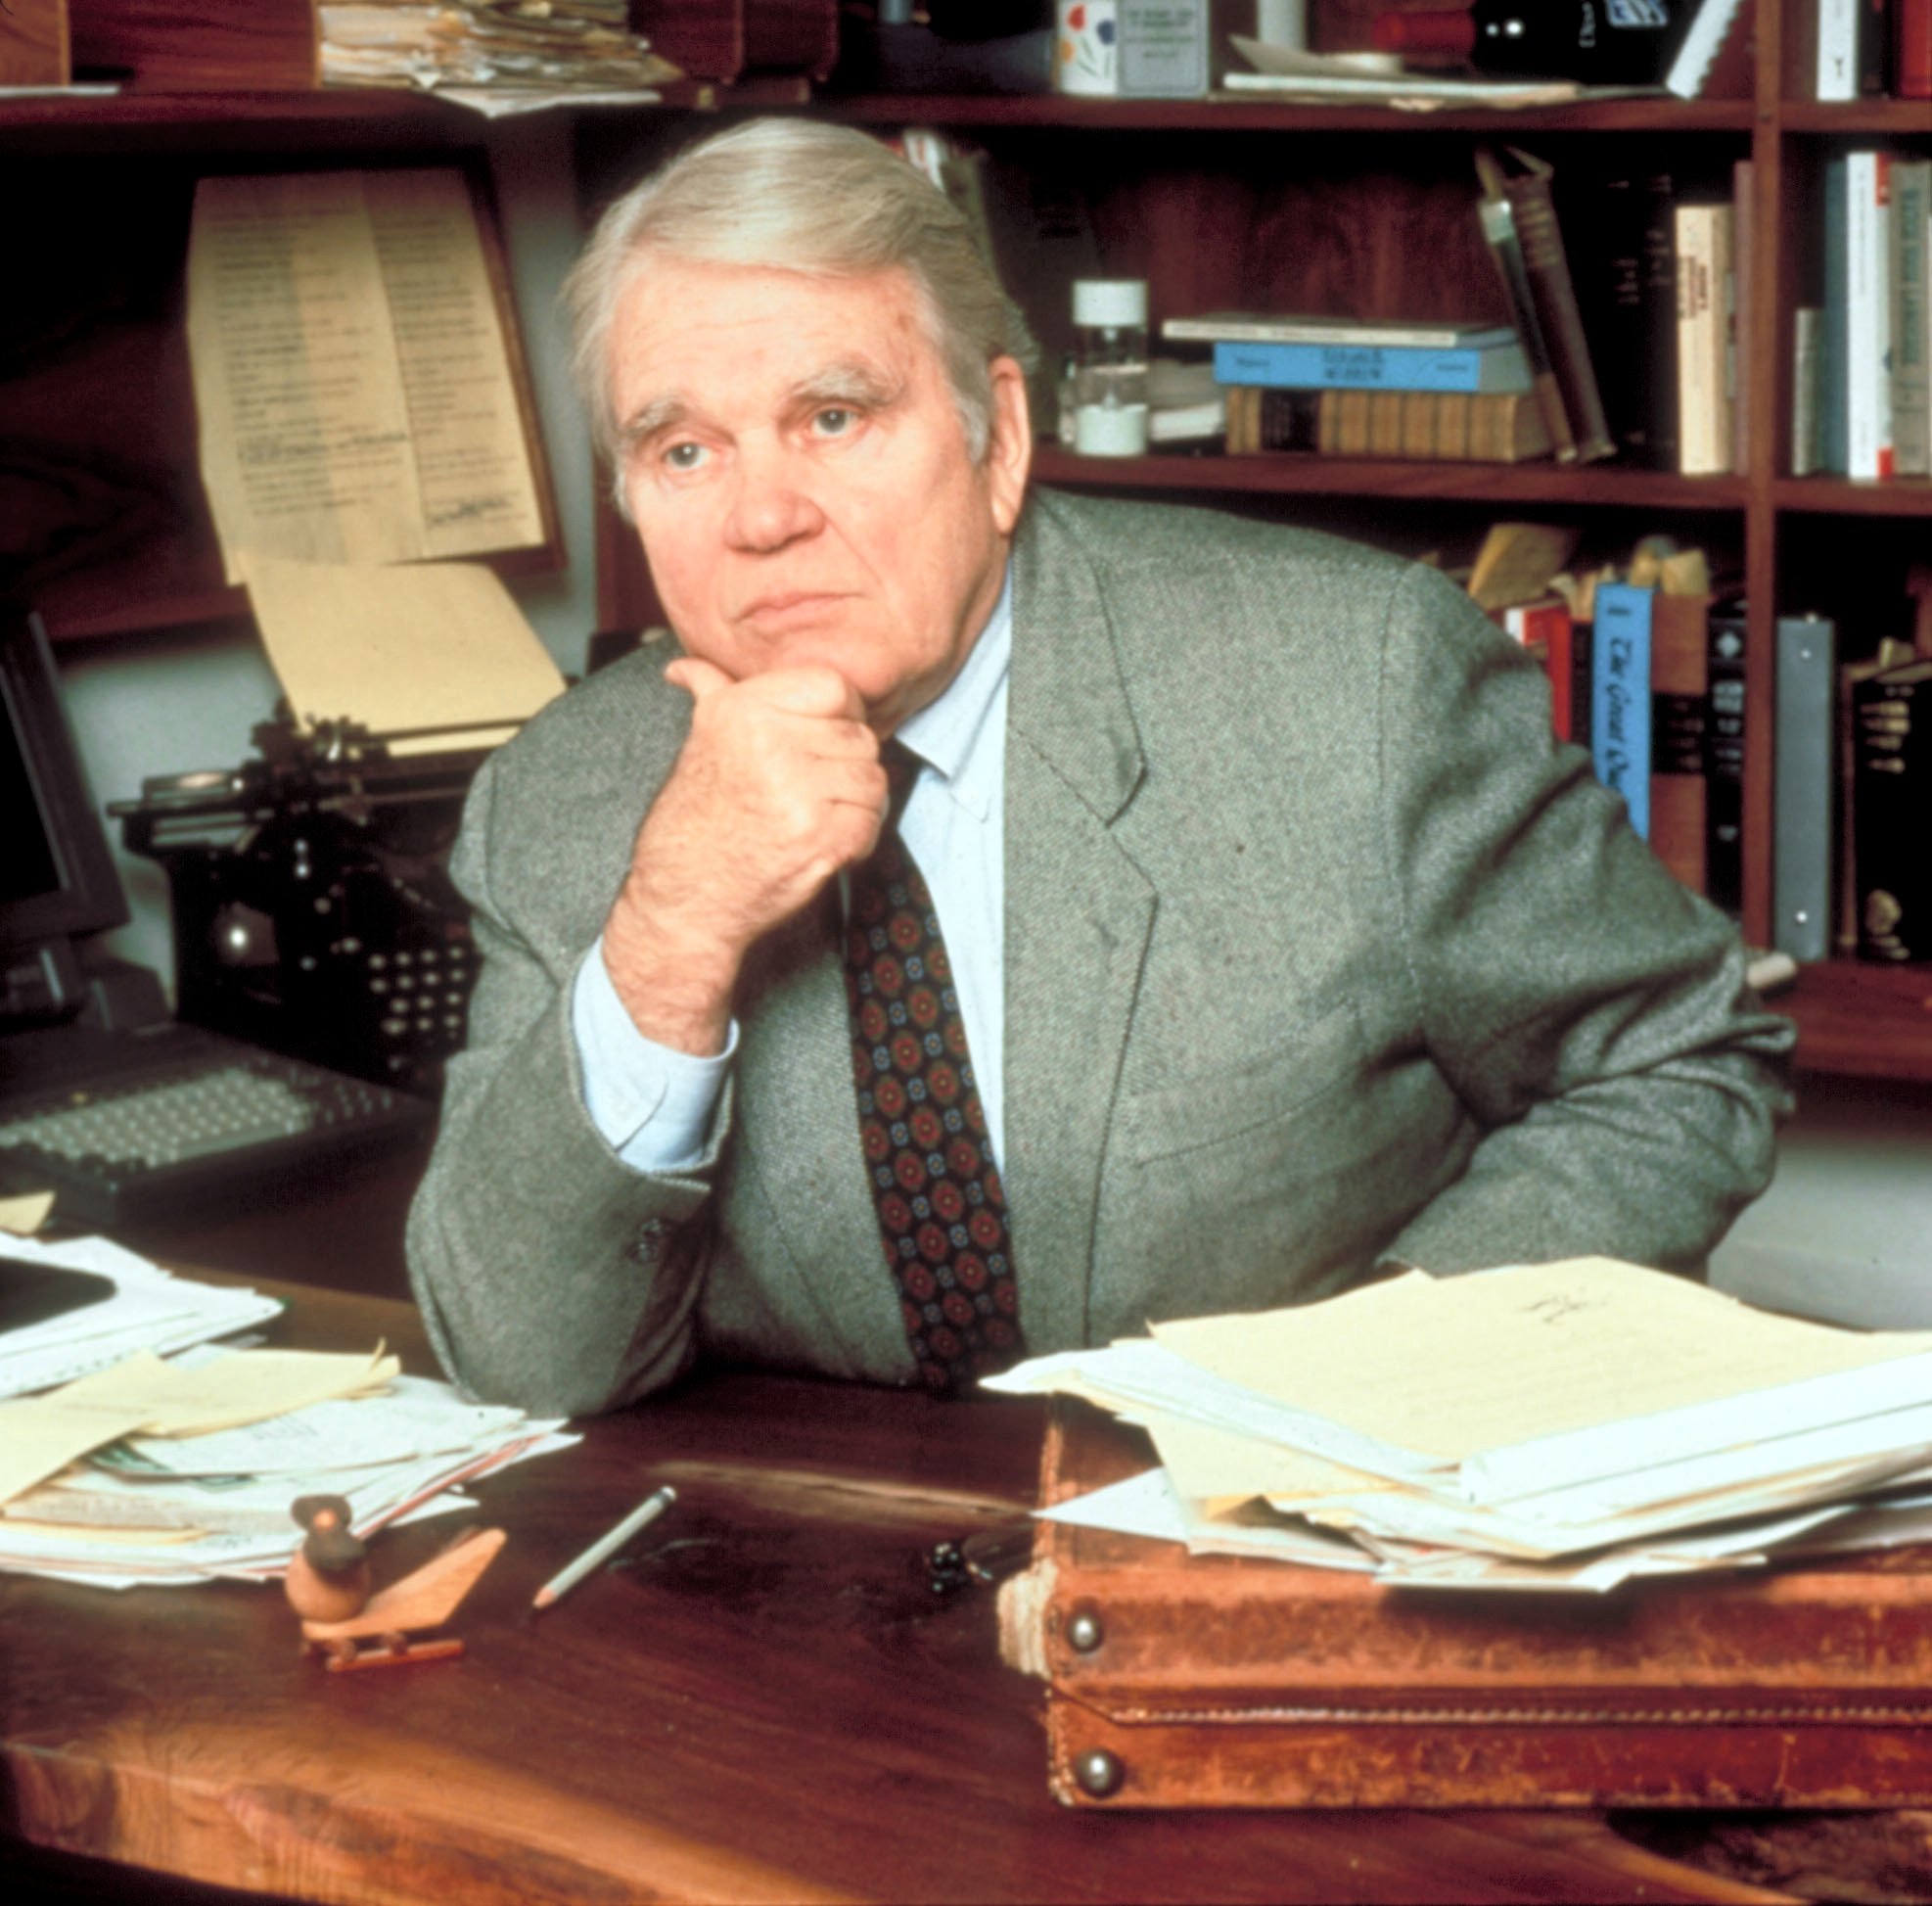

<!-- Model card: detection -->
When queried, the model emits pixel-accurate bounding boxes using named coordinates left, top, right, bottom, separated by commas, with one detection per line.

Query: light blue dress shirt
left=573, top=571, right=1013, bottom=1175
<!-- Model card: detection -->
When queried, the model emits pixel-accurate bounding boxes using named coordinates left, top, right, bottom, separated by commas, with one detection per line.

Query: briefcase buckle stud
left=1073, top=1748, right=1126, bottom=1798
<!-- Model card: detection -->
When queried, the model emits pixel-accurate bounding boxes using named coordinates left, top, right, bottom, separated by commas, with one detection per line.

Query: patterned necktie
left=843, top=743, right=1023, bottom=1395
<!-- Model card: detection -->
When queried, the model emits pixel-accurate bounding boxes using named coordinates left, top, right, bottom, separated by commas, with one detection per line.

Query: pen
left=532, top=1484, right=677, bottom=1610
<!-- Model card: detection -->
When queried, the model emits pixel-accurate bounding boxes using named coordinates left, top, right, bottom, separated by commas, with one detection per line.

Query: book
left=1162, top=313, right=1515, bottom=349
left=1573, top=167, right=1679, bottom=469
left=1705, top=596, right=1747, bottom=917
left=1836, top=636, right=1916, bottom=952
left=1890, top=158, right=1931, bottom=479
left=1475, top=146, right=1615, bottom=463
left=1590, top=581, right=1655, bottom=839
left=1773, top=613, right=1838, bottom=963
left=1791, top=304, right=1825, bottom=475
left=1857, top=0, right=1892, bottom=94
left=1472, top=189, right=1578, bottom=463
left=1845, top=151, right=1897, bottom=482
left=1664, top=0, right=1754, bottom=98
left=1852, top=658, right=1932, bottom=962
left=1208, top=337, right=1532, bottom=395
left=1817, top=0, right=1860, bottom=98
left=1674, top=199, right=1735, bottom=476
left=1504, top=593, right=1585, bottom=745
left=1224, top=386, right=1552, bottom=462
left=1731, top=158, right=1755, bottom=476
left=1903, top=0, right=1932, bottom=98
left=1649, top=593, right=1714, bottom=894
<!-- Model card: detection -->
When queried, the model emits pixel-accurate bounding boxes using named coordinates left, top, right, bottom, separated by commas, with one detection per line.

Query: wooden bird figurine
left=284, top=1495, right=373, bottom=1625
left=284, top=1494, right=506, bottom=1672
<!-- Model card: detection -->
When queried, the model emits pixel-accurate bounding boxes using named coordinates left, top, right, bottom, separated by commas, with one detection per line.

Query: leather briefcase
left=996, top=1400, right=1932, bottom=1809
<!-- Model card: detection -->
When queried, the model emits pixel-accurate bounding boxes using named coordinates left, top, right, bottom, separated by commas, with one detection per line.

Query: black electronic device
left=0, top=606, right=435, bottom=1228
left=114, top=717, right=492, bottom=1099
left=0, top=609, right=139, bottom=1033
left=0, top=1255, right=115, bottom=1334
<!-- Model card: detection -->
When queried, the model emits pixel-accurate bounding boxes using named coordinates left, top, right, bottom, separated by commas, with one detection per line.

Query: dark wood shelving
left=822, top=90, right=1758, bottom=136
left=1781, top=963, right=1932, bottom=1081
left=1034, top=448, right=1752, bottom=511
left=1771, top=476, right=1932, bottom=517
left=1778, top=100, right=1932, bottom=133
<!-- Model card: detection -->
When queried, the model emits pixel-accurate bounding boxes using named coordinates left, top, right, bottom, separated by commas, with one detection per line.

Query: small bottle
left=1372, top=2, right=1681, bottom=86
left=1071, top=279, right=1149, bottom=458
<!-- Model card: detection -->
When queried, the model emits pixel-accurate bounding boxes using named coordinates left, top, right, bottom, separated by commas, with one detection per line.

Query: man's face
left=609, top=256, right=1032, bottom=735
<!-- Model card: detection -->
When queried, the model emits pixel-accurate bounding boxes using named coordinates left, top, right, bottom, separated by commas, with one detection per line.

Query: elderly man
left=406, top=117, right=1791, bottom=1417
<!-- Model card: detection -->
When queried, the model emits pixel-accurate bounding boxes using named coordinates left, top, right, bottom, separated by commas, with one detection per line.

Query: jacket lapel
left=732, top=893, right=912, bottom=1374
left=1002, top=496, right=1155, bottom=1353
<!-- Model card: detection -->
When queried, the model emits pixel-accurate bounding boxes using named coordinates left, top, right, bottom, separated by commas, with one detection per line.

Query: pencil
left=532, top=1484, right=676, bottom=1610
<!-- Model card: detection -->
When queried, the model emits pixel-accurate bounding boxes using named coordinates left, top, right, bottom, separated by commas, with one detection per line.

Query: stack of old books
left=989, top=1256, right=1932, bottom=1593
left=1162, top=309, right=1549, bottom=465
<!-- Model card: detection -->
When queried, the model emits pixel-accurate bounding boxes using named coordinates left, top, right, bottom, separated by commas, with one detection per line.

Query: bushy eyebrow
left=793, top=359, right=906, bottom=414
left=618, top=358, right=907, bottom=459
left=617, top=395, right=689, bottom=458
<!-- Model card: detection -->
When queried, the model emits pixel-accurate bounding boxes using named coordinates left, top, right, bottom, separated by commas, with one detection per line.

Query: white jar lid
left=1073, top=279, right=1148, bottom=326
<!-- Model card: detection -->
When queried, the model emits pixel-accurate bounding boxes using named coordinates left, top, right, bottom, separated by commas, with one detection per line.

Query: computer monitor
left=0, top=608, right=128, bottom=1030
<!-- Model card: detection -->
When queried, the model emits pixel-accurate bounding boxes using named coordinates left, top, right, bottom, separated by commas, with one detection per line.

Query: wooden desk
left=2, top=1263, right=1921, bottom=1902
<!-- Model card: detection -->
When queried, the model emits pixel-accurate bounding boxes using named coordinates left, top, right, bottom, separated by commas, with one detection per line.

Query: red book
left=1504, top=593, right=1580, bottom=742
left=1901, top=0, right=1932, bottom=98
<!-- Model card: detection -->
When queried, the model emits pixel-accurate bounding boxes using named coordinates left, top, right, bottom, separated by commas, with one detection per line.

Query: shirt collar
left=893, top=563, right=1011, bottom=821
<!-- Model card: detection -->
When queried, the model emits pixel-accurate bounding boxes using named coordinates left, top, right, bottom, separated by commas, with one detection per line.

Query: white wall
left=1713, top=1072, right=1932, bottom=1328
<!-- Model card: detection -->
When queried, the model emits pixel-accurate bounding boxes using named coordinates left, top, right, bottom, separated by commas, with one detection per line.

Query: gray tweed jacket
left=406, top=488, right=1792, bottom=1416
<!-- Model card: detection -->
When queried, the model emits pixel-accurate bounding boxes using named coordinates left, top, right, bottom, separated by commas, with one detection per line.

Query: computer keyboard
left=0, top=1042, right=432, bottom=1229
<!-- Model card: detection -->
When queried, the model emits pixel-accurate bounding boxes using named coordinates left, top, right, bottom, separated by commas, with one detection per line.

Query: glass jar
left=1071, top=279, right=1150, bottom=457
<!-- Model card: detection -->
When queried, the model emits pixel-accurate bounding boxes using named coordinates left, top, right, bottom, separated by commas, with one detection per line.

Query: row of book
left=1795, top=152, right=1931, bottom=482
left=1163, top=142, right=1747, bottom=475
left=1496, top=572, right=1931, bottom=964
left=1817, top=0, right=1932, bottom=99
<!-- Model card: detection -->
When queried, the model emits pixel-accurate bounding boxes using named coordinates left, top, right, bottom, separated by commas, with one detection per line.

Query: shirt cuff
left=572, top=936, right=737, bottom=1174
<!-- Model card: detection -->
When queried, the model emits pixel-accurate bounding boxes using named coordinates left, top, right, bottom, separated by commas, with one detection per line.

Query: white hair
left=564, top=118, right=1038, bottom=514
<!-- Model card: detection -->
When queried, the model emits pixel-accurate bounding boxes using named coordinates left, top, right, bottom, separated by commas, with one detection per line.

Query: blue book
left=1590, top=581, right=1654, bottom=840
left=1211, top=337, right=1532, bottom=395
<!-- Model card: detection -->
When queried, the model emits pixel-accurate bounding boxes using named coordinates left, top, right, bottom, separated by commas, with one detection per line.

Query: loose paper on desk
left=243, top=555, right=566, bottom=754
left=0, top=1344, right=398, bottom=1507
left=1148, top=1259, right=1932, bottom=1480
left=989, top=1258, right=1932, bottom=1592
left=187, top=167, right=550, bottom=581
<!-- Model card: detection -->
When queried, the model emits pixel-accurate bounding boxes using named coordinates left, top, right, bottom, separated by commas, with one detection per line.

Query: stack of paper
left=989, top=1258, right=1932, bottom=1594
left=318, top=3, right=680, bottom=99
left=0, top=1236, right=570, bottom=1590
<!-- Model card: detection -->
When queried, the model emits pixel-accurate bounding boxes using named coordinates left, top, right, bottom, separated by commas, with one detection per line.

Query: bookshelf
left=4, top=0, right=1928, bottom=1080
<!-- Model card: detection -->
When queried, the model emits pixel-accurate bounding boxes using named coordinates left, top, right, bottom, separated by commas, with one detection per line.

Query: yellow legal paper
left=0, top=1396, right=154, bottom=1509
left=54, top=1344, right=399, bottom=1439
left=0, top=1343, right=396, bottom=1508
left=0, top=1190, right=54, bottom=1235
left=1150, top=1257, right=1932, bottom=1464
left=186, top=168, right=548, bottom=581
left=242, top=555, right=566, bottom=754
left=1144, top=1412, right=1391, bottom=1513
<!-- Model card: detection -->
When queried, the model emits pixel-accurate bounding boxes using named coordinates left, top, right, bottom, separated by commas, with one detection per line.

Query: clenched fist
left=601, top=658, right=890, bottom=1054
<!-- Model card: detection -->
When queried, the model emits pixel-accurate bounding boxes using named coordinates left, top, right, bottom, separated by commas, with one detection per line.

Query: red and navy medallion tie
left=844, top=745, right=1023, bottom=1395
